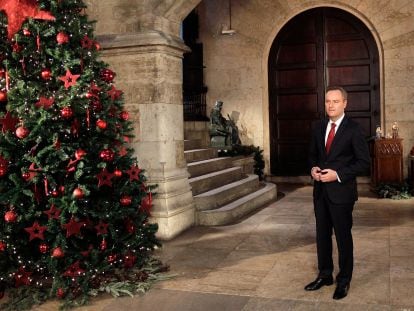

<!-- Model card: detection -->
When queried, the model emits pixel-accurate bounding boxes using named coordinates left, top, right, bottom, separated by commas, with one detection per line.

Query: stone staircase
left=184, top=139, right=277, bottom=226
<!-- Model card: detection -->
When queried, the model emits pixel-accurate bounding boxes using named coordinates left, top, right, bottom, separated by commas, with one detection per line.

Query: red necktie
left=325, top=123, right=336, bottom=154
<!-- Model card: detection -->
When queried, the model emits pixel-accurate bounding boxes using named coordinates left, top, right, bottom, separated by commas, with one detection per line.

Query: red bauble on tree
left=56, top=288, right=65, bottom=299
left=0, top=241, right=6, bottom=251
left=0, top=90, right=7, bottom=102
left=73, top=187, right=84, bottom=199
left=4, top=210, right=17, bottom=223
left=16, top=126, right=30, bottom=139
left=39, top=243, right=49, bottom=254
left=0, top=167, right=7, bottom=177
left=120, top=195, right=132, bottom=206
left=96, top=119, right=107, bottom=130
left=100, top=68, right=115, bottom=82
left=60, top=106, right=73, bottom=119
left=41, top=68, right=52, bottom=80
left=51, top=247, right=64, bottom=258
left=90, top=99, right=103, bottom=112
left=113, top=169, right=122, bottom=178
left=56, top=32, right=69, bottom=44
left=21, top=171, right=31, bottom=180
left=22, top=28, right=31, bottom=36
left=99, top=149, right=115, bottom=162
left=119, top=111, right=129, bottom=121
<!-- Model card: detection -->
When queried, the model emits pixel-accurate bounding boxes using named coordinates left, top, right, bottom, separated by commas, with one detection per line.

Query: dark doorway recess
left=268, top=7, right=380, bottom=176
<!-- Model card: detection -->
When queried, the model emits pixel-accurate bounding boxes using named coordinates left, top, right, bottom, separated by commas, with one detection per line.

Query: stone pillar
left=99, top=32, right=194, bottom=240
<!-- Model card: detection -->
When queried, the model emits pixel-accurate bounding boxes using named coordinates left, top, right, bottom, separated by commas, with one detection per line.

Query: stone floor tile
left=242, top=297, right=317, bottom=310
left=390, top=277, right=414, bottom=306
left=217, top=250, right=279, bottom=272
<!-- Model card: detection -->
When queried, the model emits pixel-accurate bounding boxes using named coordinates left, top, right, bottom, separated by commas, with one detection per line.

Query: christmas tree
left=0, top=0, right=161, bottom=308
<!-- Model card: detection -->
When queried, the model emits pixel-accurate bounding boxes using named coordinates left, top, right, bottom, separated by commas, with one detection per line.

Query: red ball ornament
left=57, top=288, right=65, bottom=299
left=120, top=195, right=132, bottom=206
left=99, top=149, right=115, bottom=162
left=100, top=239, right=107, bottom=251
left=39, top=243, right=49, bottom=254
left=51, top=247, right=64, bottom=258
left=23, top=29, right=31, bottom=36
left=60, top=106, right=73, bottom=119
left=85, top=91, right=94, bottom=99
left=119, top=111, right=129, bottom=121
left=59, top=185, right=65, bottom=194
left=113, top=169, right=122, bottom=178
left=100, top=68, right=115, bottom=83
left=22, top=171, right=31, bottom=180
left=56, top=32, right=69, bottom=44
left=0, top=90, right=7, bottom=102
left=16, top=126, right=30, bottom=139
left=51, top=189, right=60, bottom=197
left=0, top=241, right=6, bottom=251
left=73, top=188, right=84, bottom=199
left=96, top=119, right=107, bottom=130
left=75, top=149, right=86, bottom=160
left=4, top=210, right=17, bottom=223
left=0, top=68, right=5, bottom=78
left=95, top=42, right=101, bottom=50
left=41, top=68, right=52, bottom=80
left=0, top=167, right=7, bottom=177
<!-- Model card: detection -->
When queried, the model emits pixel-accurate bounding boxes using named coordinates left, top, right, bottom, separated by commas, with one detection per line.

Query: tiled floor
left=35, top=183, right=414, bottom=310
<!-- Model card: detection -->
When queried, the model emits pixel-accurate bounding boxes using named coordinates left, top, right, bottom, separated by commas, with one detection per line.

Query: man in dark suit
left=305, top=86, right=370, bottom=299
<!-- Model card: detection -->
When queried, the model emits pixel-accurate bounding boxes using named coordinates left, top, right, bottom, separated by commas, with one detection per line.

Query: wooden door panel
left=278, top=120, right=313, bottom=139
left=346, top=92, right=371, bottom=111
left=327, top=40, right=369, bottom=60
left=278, top=94, right=318, bottom=114
left=278, top=44, right=317, bottom=64
left=278, top=69, right=317, bottom=88
left=327, top=66, right=370, bottom=85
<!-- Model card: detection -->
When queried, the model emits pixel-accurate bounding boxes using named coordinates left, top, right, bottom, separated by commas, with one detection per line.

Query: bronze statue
left=209, top=100, right=241, bottom=147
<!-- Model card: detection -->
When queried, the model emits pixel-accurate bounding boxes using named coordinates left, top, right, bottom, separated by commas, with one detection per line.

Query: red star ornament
left=24, top=162, right=40, bottom=181
left=62, top=216, right=83, bottom=237
left=96, top=168, right=113, bottom=187
left=0, top=0, right=55, bottom=39
left=107, top=85, right=122, bottom=100
left=0, top=111, right=19, bottom=133
left=63, top=260, right=85, bottom=278
left=95, top=220, right=109, bottom=235
left=43, top=204, right=61, bottom=220
left=24, top=221, right=47, bottom=241
left=81, top=35, right=93, bottom=49
left=58, top=69, right=80, bottom=89
left=126, top=165, right=141, bottom=182
left=35, top=96, right=54, bottom=109
left=14, top=266, right=32, bottom=287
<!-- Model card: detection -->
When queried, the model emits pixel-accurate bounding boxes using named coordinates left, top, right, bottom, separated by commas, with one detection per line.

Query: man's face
left=325, top=90, right=347, bottom=121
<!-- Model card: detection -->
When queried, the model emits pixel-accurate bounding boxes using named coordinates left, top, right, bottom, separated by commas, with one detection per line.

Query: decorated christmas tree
left=0, top=0, right=161, bottom=309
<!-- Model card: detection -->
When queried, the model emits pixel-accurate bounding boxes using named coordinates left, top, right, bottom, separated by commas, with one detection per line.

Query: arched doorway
left=268, top=7, right=380, bottom=176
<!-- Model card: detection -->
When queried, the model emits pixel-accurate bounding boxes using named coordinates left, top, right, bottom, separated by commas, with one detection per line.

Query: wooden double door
left=268, top=8, right=380, bottom=175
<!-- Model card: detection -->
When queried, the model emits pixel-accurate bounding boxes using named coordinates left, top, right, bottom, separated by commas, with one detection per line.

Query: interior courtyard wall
left=197, top=0, right=414, bottom=174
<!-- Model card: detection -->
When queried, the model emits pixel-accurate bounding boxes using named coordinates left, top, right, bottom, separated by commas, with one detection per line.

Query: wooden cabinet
left=372, top=138, right=403, bottom=185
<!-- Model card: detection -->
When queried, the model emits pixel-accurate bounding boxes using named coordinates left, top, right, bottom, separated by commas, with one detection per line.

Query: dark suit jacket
left=309, top=116, right=370, bottom=204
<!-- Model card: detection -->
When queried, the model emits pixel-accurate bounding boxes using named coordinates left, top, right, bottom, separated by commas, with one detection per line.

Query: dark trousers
left=314, top=186, right=354, bottom=285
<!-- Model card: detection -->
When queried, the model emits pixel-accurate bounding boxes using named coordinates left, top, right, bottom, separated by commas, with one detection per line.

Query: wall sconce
left=221, top=0, right=236, bottom=35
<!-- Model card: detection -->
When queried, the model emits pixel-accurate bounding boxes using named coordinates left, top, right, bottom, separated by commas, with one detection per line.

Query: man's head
left=325, top=86, right=347, bottom=122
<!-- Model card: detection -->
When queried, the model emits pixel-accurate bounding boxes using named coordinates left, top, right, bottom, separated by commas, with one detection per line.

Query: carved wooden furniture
left=371, top=138, right=403, bottom=185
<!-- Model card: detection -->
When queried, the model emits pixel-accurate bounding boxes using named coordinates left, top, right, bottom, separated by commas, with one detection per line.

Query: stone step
left=194, top=174, right=260, bottom=211
left=189, top=166, right=244, bottom=196
left=197, top=182, right=277, bottom=226
left=184, top=139, right=204, bottom=151
left=185, top=148, right=218, bottom=163
left=187, top=157, right=233, bottom=178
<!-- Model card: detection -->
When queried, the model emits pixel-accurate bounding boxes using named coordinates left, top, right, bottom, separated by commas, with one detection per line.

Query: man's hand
left=311, top=166, right=322, bottom=181
left=320, top=169, right=338, bottom=182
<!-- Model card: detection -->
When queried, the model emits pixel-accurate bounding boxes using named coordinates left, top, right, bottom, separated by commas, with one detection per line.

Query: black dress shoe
left=304, top=276, right=334, bottom=291
left=333, top=283, right=350, bottom=300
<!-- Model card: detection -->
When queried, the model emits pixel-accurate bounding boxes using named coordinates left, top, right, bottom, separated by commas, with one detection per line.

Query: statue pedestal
left=210, top=135, right=227, bottom=148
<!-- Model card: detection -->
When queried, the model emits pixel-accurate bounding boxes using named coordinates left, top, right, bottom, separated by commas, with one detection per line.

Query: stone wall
left=197, top=0, right=414, bottom=175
